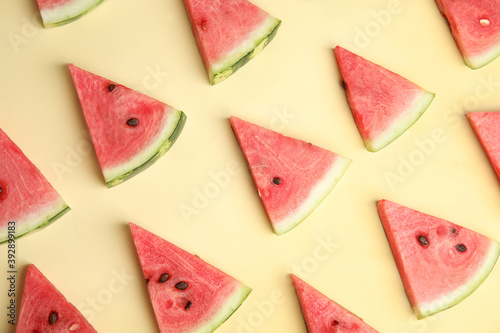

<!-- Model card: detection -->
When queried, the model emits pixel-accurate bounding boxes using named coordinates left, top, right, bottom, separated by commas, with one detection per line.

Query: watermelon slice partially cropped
left=69, top=64, right=186, bottom=188
left=182, top=0, right=281, bottom=85
left=0, top=129, right=69, bottom=244
left=230, top=116, right=351, bottom=235
left=377, top=199, right=500, bottom=319
left=334, top=46, right=435, bottom=152
left=35, top=0, right=105, bottom=28
left=129, top=223, right=251, bottom=333
left=434, top=0, right=500, bottom=69
left=291, top=275, right=379, bottom=333
left=17, top=264, right=98, bottom=332
left=466, top=111, right=500, bottom=182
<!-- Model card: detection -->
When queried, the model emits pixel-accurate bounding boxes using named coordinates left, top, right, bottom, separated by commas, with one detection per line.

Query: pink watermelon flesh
left=16, top=264, right=97, bottom=332
left=182, top=0, right=281, bottom=85
left=435, top=0, right=500, bottom=69
left=377, top=199, right=500, bottom=319
left=35, top=0, right=105, bottom=28
left=334, top=46, right=435, bottom=152
left=69, top=64, right=186, bottom=188
left=129, top=223, right=251, bottom=333
left=467, top=111, right=500, bottom=182
left=0, top=129, right=69, bottom=244
left=229, top=116, right=351, bottom=235
left=291, top=275, right=379, bottom=333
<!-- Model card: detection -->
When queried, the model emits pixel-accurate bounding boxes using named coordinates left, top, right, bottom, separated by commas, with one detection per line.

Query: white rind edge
left=415, top=239, right=500, bottom=319
left=190, top=283, right=251, bottom=333
left=272, top=155, right=352, bottom=236
left=465, top=44, right=500, bottom=69
left=40, top=0, right=104, bottom=27
left=102, top=109, right=183, bottom=184
left=365, top=90, right=435, bottom=152
left=209, top=15, right=281, bottom=77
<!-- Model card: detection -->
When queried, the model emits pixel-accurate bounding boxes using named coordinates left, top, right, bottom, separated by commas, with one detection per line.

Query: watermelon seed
left=456, top=244, right=467, bottom=252
left=480, top=18, right=490, bottom=26
left=108, top=84, right=117, bottom=92
left=185, top=301, right=192, bottom=310
left=332, top=320, right=340, bottom=326
left=48, top=311, right=58, bottom=325
left=127, top=118, right=140, bottom=127
left=145, top=278, right=150, bottom=285
left=341, top=81, right=346, bottom=89
left=272, top=177, right=282, bottom=185
left=0, top=187, right=2, bottom=194
left=451, top=227, right=456, bottom=234
left=175, top=281, right=188, bottom=290
left=202, top=21, right=207, bottom=30
left=418, top=235, right=429, bottom=247
left=159, top=273, right=169, bottom=283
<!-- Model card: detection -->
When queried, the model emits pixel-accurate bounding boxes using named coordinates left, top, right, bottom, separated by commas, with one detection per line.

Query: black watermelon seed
left=145, top=279, right=150, bottom=285
left=332, top=320, right=340, bottom=326
left=127, top=118, right=139, bottom=127
left=418, top=235, right=429, bottom=247
left=185, top=301, right=192, bottom=310
left=175, top=281, right=188, bottom=290
left=159, top=273, right=169, bottom=283
left=456, top=244, right=467, bottom=252
left=48, top=311, right=58, bottom=325
left=0, top=187, right=2, bottom=194
left=272, top=177, right=282, bottom=185
left=108, top=84, right=116, bottom=92
left=341, top=81, right=346, bottom=89
left=451, top=227, right=456, bottom=234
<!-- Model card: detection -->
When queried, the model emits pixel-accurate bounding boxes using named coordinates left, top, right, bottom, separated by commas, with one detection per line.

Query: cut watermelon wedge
left=467, top=111, right=500, bottom=182
left=0, top=129, right=69, bottom=244
left=182, top=0, right=281, bottom=85
left=291, top=275, right=379, bottom=333
left=17, top=264, right=98, bottom=332
left=334, top=46, right=435, bottom=152
left=129, top=223, right=251, bottom=333
left=35, top=0, right=105, bottom=28
left=434, top=0, right=500, bottom=69
left=230, top=116, right=351, bottom=235
left=377, top=199, right=500, bottom=319
left=69, top=64, right=186, bottom=188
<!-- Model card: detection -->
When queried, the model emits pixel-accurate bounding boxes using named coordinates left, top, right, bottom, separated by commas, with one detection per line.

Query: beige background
left=2, top=0, right=500, bottom=332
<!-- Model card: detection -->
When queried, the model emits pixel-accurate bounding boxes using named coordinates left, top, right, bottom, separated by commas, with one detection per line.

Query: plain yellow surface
left=2, top=0, right=500, bottom=332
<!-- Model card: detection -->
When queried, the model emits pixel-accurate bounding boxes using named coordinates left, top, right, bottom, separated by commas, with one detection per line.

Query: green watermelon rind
left=464, top=45, right=500, bottom=69
left=0, top=201, right=70, bottom=244
left=105, top=110, right=186, bottom=188
left=191, top=284, right=252, bottom=333
left=210, top=16, right=281, bottom=85
left=415, top=240, right=500, bottom=319
left=272, top=156, right=351, bottom=236
left=39, top=0, right=105, bottom=28
left=365, top=90, right=435, bottom=152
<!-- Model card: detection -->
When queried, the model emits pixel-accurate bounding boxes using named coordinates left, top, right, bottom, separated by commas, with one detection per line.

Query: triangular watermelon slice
left=129, top=223, right=251, bottom=333
left=69, top=64, right=186, bottom=188
left=35, top=0, right=105, bottom=28
left=466, top=111, right=500, bottom=182
left=230, top=116, right=351, bottom=235
left=182, top=0, right=281, bottom=85
left=434, top=0, right=500, bottom=69
left=291, top=275, right=379, bottom=333
left=0, top=129, right=70, bottom=244
left=377, top=199, right=500, bottom=319
left=17, top=264, right=98, bottom=332
left=334, top=46, right=435, bottom=152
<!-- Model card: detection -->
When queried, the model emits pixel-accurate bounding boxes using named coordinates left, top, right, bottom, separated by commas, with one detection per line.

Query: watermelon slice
left=291, top=275, right=379, bottom=333
left=334, top=46, right=435, bottom=152
left=129, top=223, right=251, bottom=333
left=35, top=0, right=105, bottom=28
left=434, top=0, right=500, bottom=69
left=69, top=64, right=186, bottom=188
left=0, top=129, right=69, bottom=244
left=377, top=199, right=500, bottom=319
left=466, top=111, right=500, bottom=182
left=17, top=264, right=98, bottom=332
left=230, top=116, right=351, bottom=235
left=182, top=0, right=281, bottom=85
